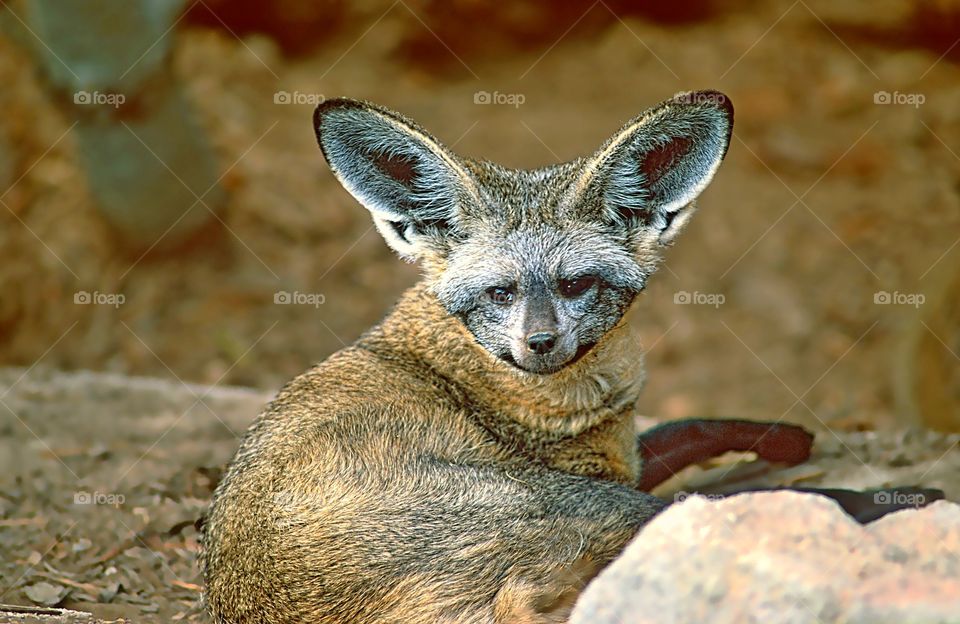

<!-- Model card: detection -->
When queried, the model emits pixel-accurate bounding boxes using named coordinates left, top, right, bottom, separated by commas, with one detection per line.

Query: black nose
left=526, top=332, right=557, bottom=355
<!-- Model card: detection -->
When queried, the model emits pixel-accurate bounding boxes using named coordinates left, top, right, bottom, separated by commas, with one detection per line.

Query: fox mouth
left=499, top=341, right=598, bottom=375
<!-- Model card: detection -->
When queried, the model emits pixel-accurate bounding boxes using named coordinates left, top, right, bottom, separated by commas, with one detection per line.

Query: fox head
left=314, top=91, right=733, bottom=375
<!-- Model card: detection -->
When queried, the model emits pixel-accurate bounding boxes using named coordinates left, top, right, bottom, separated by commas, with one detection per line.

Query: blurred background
left=2, top=1, right=960, bottom=620
left=1, top=0, right=959, bottom=433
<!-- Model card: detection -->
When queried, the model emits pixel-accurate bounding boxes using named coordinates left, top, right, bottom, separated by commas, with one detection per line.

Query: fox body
left=202, top=91, right=768, bottom=623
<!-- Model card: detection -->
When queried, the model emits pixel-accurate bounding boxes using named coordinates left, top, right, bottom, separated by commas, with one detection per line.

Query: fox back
left=201, top=91, right=734, bottom=623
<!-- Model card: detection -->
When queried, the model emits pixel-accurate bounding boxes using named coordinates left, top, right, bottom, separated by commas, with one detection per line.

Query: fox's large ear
left=313, top=99, right=480, bottom=260
left=567, top=90, right=733, bottom=246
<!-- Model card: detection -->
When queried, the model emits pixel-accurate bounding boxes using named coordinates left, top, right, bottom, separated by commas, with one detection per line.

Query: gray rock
left=571, top=492, right=960, bottom=624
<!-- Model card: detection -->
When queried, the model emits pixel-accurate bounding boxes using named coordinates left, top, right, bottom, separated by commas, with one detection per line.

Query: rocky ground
left=1, top=368, right=958, bottom=622
left=0, top=369, right=264, bottom=622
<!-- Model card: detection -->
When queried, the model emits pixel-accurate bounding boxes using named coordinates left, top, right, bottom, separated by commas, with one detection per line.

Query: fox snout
left=522, top=282, right=558, bottom=355
left=498, top=280, right=598, bottom=375
left=517, top=282, right=565, bottom=368
left=526, top=332, right=556, bottom=355
left=507, top=330, right=591, bottom=375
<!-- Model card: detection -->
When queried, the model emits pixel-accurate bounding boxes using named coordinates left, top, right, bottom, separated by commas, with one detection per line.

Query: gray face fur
left=314, top=91, right=733, bottom=374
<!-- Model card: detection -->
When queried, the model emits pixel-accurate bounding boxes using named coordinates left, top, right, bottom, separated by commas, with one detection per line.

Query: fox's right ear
left=567, top=90, right=734, bottom=247
left=313, top=99, right=480, bottom=261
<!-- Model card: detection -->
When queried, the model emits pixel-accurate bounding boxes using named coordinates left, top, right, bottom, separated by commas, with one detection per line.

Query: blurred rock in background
left=17, top=0, right=226, bottom=252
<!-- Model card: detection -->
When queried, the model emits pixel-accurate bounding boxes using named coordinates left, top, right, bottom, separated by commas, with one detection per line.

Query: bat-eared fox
left=201, top=91, right=925, bottom=623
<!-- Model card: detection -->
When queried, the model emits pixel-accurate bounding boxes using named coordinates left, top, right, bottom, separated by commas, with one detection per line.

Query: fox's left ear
left=313, top=99, right=480, bottom=261
left=568, top=90, right=733, bottom=245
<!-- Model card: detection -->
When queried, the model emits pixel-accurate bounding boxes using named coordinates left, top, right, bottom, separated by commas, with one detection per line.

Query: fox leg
left=375, top=462, right=666, bottom=624
left=228, top=453, right=668, bottom=624
left=636, top=418, right=814, bottom=491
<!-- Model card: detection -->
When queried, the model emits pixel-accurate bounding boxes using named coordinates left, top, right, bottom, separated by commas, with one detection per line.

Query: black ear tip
left=313, top=97, right=367, bottom=151
left=673, top=90, right=734, bottom=159
left=712, top=91, right=734, bottom=126
left=313, top=97, right=356, bottom=130
left=312, top=103, right=324, bottom=139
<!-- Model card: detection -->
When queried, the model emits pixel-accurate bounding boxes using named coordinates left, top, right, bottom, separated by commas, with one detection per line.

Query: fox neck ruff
left=374, top=282, right=645, bottom=436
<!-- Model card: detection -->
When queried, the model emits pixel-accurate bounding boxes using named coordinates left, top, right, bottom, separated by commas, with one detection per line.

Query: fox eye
left=486, top=286, right=515, bottom=306
left=559, top=275, right=597, bottom=298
